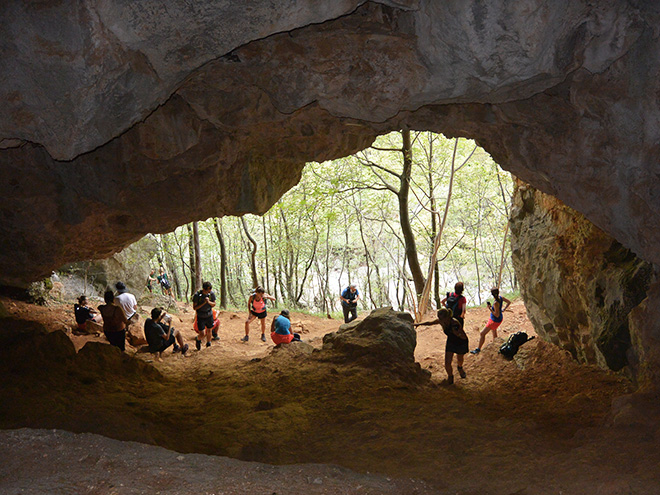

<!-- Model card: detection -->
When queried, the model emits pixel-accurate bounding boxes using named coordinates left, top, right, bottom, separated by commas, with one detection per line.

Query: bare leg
left=444, top=351, right=454, bottom=378
left=245, top=315, right=256, bottom=336
left=173, top=329, right=185, bottom=348
left=205, top=327, right=212, bottom=344
left=156, top=352, right=163, bottom=362
left=260, top=318, right=266, bottom=337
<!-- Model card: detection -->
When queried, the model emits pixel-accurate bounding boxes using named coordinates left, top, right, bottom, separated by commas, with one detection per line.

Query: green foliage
left=151, top=132, right=514, bottom=313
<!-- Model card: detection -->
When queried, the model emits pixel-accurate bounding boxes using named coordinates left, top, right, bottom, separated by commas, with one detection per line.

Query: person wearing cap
left=115, top=281, right=138, bottom=326
left=471, top=287, right=511, bottom=354
left=340, top=284, right=360, bottom=323
left=270, top=309, right=300, bottom=345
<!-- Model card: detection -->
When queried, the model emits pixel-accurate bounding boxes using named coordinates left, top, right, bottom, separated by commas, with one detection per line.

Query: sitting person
left=98, top=290, right=128, bottom=351
left=193, top=308, right=220, bottom=350
left=144, top=307, right=189, bottom=362
left=270, top=309, right=301, bottom=345
left=74, top=295, right=102, bottom=334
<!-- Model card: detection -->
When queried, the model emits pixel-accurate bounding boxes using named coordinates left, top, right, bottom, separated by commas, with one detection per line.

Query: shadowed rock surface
left=2, top=1, right=660, bottom=287
left=510, top=181, right=657, bottom=384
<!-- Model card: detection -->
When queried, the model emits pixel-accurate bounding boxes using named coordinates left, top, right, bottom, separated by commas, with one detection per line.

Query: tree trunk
left=192, top=221, right=202, bottom=291
left=212, top=218, right=228, bottom=309
left=398, top=130, right=426, bottom=298
left=241, top=216, right=259, bottom=288
left=186, top=223, right=196, bottom=300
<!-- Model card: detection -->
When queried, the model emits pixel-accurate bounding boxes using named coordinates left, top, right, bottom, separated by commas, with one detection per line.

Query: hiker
left=115, top=282, right=138, bottom=326
left=441, top=281, right=467, bottom=329
left=192, top=282, right=216, bottom=350
left=243, top=286, right=276, bottom=342
left=415, top=307, right=468, bottom=384
left=471, top=287, right=511, bottom=354
left=74, top=295, right=102, bottom=333
left=98, top=290, right=128, bottom=351
left=339, top=284, right=360, bottom=323
left=158, top=266, right=175, bottom=299
left=146, top=269, right=158, bottom=293
left=193, top=308, right=220, bottom=348
left=144, top=307, right=188, bottom=362
left=270, top=309, right=301, bottom=345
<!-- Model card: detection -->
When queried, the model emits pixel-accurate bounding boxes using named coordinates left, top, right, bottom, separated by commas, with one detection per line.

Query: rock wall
left=510, top=181, right=658, bottom=385
left=2, top=1, right=660, bottom=287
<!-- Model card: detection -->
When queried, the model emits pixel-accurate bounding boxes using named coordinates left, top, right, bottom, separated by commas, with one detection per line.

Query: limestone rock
left=510, top=181, right=656, bottom=378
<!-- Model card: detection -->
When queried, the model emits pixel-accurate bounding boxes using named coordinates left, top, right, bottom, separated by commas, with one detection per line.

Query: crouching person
left=270, top=309, right=301, bottom=345
left=145, top=307, right=189, bottom=362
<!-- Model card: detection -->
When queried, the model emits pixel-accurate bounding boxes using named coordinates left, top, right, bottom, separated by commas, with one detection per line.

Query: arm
left=270, top=318, right=276, bottom=332
left=501, top=297, right=512, bottom=312
left=440, top=296, right=448, bottom=307
left=119, top=307, right=129, bottom=326
left=246, top=295, right=253, bottom=312
left=414, top=319, right=439, bottom=328
left=265, top=294, right=276, bottom=303
left=460, top=299, right=466, bottom=319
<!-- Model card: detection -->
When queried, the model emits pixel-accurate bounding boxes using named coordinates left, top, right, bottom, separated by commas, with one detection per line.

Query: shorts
left=250, top=310, right=267, bottom=319
left=271, top=332, right=294, bottom=345
left=154, top=333, right=176, bottom=353
left=104, top=329, right=126, bottom=352
left=197, top=315, right=214, bottom=330
left=485, top=319, right=502, bottom=331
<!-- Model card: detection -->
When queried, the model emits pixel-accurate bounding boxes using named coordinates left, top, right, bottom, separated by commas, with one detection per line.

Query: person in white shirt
left=115, top=281, right=138, bottom=325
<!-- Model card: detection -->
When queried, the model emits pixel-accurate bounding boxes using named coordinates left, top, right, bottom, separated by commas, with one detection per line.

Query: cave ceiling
left=1, top=0, right=659, bottom=285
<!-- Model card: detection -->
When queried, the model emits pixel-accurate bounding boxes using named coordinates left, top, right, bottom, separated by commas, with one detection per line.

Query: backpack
left=446, top=292, right=461, bottom=319
left=499, top=331, right=535, bottom=359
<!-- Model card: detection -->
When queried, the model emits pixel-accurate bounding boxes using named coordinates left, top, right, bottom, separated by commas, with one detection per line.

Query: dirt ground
left=1, top=295, right=659, bottom=494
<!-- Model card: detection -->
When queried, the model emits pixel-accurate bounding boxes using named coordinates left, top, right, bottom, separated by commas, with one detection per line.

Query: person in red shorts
left=471, top=287, right=511, bottom=354
left=270, top=309, right=300, bottom=345
left=193, top=308, right=220, bottom=349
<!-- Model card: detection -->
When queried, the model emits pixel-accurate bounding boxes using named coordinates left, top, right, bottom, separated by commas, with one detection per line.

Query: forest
left=152, top=130, right=514, bottom=317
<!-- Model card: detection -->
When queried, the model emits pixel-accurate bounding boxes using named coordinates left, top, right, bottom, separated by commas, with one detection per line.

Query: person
left=441, top=281, right=467, bottom=329
left=192, top=282, right=216, bottom=350
left=144, top=307, right=189, bottom=362
left=471, top=287, right=512, bottom=354
left=270, top=309, right=301, bottom=345
left=115, top=282, right=138, bottom=326
left=146, top=269, right=158, bottom=293
left=74, top=295, right=102, bottom=333
left=193, top=308, right=220, bottom=348
left=158, top=266, right=175, bottom=299
left=340, top=284, right=360, bottom=323
left=243, top=287, right=275, bottom=342
left=98, top=290, right=128, bottom=351
left=415, top=307, right=468, bottom=385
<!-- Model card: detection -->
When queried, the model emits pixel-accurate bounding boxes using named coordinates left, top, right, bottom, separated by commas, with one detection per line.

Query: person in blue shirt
left=270, top=309, right=301, bottom=345
left=340, top=284, right=360, bottom=323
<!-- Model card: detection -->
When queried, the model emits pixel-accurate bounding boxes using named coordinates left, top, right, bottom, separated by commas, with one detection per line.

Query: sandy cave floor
left=1, top=295, right=660, bottom=494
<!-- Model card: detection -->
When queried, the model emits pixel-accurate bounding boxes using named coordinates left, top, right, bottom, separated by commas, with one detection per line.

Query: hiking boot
left=173, top=344, right=180, bottom=353
left=241, top=335, right=249, bottom=343
left=206, top=342, right=211, bottom=348
left=446, top=375, right=454, bottom=385
left=470, top=348, right=481, bottom=355
left=212, top=334, right=220, bottom=341
left=195, top=339, right=201, bottom=351
left=458, top=366, right=467, bottom=379
left=181, top=344, right=189, bottom=356
left=260, top=334, right=266, bottom=342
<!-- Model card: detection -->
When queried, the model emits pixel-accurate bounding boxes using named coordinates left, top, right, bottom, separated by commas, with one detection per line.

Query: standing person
left=115, top=282, right=138, bottom=326
left=146, top=269, right=157, bottom=293
left=158, top=266, right=175, bottom=300
left=471, top=287, right=512, bottom=354
left=441, top=281, right=467, bottom=329
left=340, top=284, right=360, bottom=324
left=243, top=287, right=275, bottom=342
left=193, top=309, right=221, bottom=347
left=144, top=307, right=188, bottom=362
left=270, top=309, right=301, bottom=345
left=74, top=295, right=102, bottom=333
left=98, top=290, right=128, bottom=351
left=192, top=282, right=216, bottom=350
left=415, top=307, right=468, bottom=385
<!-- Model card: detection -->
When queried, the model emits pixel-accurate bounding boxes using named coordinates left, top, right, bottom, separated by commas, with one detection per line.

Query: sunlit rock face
left=2, top=0, right=660, bottom=294
left=510, top=182, right=657, bottom=383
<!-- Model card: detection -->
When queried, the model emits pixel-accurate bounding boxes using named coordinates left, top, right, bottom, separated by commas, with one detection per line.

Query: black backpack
left=499, top=331, right=535, bottom=359
left=446, top=292, right=461, bottom=318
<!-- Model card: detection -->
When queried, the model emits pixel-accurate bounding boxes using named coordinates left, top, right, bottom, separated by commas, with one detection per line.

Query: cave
left=2, top=1, right=660, bottom=493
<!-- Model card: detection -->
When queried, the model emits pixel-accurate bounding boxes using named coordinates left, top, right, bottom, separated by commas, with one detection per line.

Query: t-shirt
left=115, top=292, right=137, bottom=319
left=341, top=287, right=358, bottom=307
left=144, top=318, right=167, bottom=352
left=273, top=315, right=291, bottom=335
left=74, top=304, right=94, bottom=324
left=193, top=290, right=216, bottom=318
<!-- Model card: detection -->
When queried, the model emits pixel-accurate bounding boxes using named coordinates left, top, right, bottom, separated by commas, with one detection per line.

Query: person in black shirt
left=144, top=307, right=188, bottom=362
left=192, top=281, right=216, bottom=350
left=415, top=307, right=469, bottom=385
left=74, top=295, right=102, bottom=334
